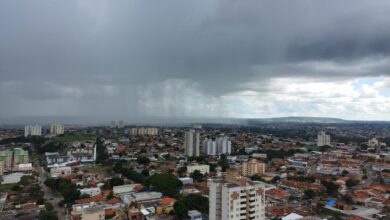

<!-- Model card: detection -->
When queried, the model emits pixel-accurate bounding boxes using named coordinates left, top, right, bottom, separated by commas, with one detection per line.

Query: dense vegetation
left=96, top=136, right=108, bottom=163
left=173, top=194, right=209, bottom=218
left=38, top=203, right=58, bottom=220
left=146, top=173, right=183, bottom=197
left=44, top=178, right=80, bottom=204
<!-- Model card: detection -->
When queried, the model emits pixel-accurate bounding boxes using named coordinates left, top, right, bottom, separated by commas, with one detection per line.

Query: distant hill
left=247, top=116, right=347, bottom=124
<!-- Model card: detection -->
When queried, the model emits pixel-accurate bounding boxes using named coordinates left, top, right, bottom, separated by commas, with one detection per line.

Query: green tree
left=341, top=170, right=349, bottom=177
left=44, top=178, right=56, bottom=189
left=28, top=184, right=44, bottom=202
left=61, top=184, right=80, bottom=204
left=96, top=137, right=108, bottom=163
left=46, top=178, right=80, bottom=204
left=136, top=156, right=151, bottom=165
left=149, top=173, right=182, bottom=197
left=251, top=175, right=265, bottom=182
left=271, top=176, right=280, bottom=183
left=106, top=191, right=114, bottom=200
left=109, top=177, right=124, bottom=189
left=122, top=169, right=146, bottom=183
left=113, top=162, right=124, bottom=173
left=174, top=194, right=209, bottom=217
left=177, top=167, right=187, bottom=177
left=346, top=179, right=359, bottom=188
left=218, top=154, right=229, bottom=172
left=45, top=202, right=54, bottom=212
left=341, top=194, right=353, bottom=204
left=304, top=189, right=315, bottom=199
left=19, top=175, right=35, bottom=185
left=173, top=200, right=188, bottom=218
left=79, top=194, right=91, bottom=199
left=321, top=180, right=339, bottom=195
left=190, top=170, right=204, bottom=183
left=39, top=210, right=58, bottom=220
left=141, top=169, right=150, bottom=177
left=39, top=203, right=58, bottom=220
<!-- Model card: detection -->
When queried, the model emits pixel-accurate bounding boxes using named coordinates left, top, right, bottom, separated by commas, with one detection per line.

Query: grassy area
left=87, top=165, right=110, bottom=174
left=53, top=134, right=96, bottom=143
left=0, top=183, right=18, bottom=191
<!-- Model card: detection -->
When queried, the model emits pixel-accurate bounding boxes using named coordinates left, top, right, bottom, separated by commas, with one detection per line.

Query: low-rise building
left=187, top=164, right=210, bottom=175
left=71, top=203, right=105, bottom=220
left=45, top=152, right=74, bottom=167
left=113, top=184, right=143, bottom=195
left=156, top=197, right=176, bottom=215
left=179, top=177, right=193, bottom=185
left=50, top=166, right=72, bottom=178
left=17, top=163, right=32, bottom=172
left=188, top=210, right=202, bottom=220
left=80, top=187, right=101, bottom=197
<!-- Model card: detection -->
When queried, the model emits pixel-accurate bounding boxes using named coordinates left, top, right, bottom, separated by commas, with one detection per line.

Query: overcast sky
left=1, top=0, right=390, bottom=122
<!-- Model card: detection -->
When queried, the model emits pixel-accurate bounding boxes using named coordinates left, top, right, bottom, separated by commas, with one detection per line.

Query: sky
left=1, top=0, right=390, bottom=122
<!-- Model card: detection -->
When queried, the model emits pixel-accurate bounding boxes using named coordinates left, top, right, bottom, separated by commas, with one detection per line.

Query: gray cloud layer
left=1, top=0, right=390, bottom=121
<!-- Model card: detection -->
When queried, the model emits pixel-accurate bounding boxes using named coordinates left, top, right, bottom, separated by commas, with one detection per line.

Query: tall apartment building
left=240, top=158, right=265, bottom=177
left=209, top=169, right=266, bottom=220
left=0, top=148, right=29, bottom=173
left=0, top=150, right=13, bottom=172
left=317, top=131, right=330, bottom=147
left=130, top=127, right=158, bottom=136
left=202, top=136, right=231, bottom=155
left=185, top=130, right=200, bottom=157
left=0, top=161, right=4, bottom=175
left=203, top=138, right=217, bottom=155
left=50, top=123, right=65, bottom=135
left=110, top=120, right=124, bottom=128
left=13, top=148, right=29, bottom=168
left=217, top=136, right=232, bottom=155
left=24, top=124, right=42, bottom=137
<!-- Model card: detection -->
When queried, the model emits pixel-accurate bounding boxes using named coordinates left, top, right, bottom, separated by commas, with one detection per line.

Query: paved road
left=37, top=166, right=68, bottom=220
left=360, top=162, right=375, bottom=188
left=357, top=162, right=376, bottom=189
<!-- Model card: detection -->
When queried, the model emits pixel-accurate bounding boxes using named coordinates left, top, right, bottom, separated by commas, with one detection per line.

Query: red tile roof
left=160, top=197, right=176, bottom=206
left=105, top=209, right=115, bottom=216
left=75, top=195, right=104, bottom=204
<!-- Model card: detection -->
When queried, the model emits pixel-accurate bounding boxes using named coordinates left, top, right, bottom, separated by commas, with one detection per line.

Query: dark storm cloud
left=1, top=0, right=390, bottom=119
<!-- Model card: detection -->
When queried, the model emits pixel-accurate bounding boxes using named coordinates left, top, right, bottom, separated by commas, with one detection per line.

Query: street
left=37, top=166, right=68, bottom=220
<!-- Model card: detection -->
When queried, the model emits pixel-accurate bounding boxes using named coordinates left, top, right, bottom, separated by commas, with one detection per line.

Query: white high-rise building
left=110, top=120, right=124, bottom=128
left=24, top=124, right=42, bottom=137
left=50, top=124, right=64, bottom=135
left=202, top=136, right=231, bottom=156
left=217, top=136, right=232, bottom=154
left=317, top=131, right=330, bottom=147
left=206, top=139, right=217, bottom=155
left=185, top=130, right=200, bottom=157
left=209, top=169, right=266, bottom=220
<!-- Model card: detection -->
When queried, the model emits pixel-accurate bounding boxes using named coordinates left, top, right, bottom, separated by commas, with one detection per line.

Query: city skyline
left=2, top=0, right=390, bottom=121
